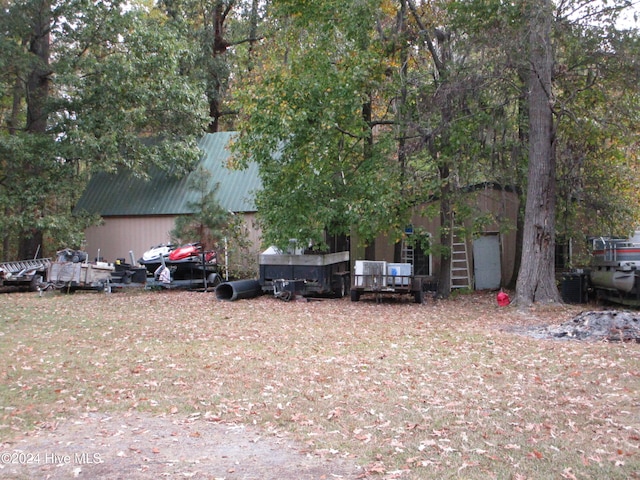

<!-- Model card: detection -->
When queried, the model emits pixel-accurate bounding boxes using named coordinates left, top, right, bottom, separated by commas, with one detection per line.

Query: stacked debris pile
left=531, top=310, right=640, bottom=342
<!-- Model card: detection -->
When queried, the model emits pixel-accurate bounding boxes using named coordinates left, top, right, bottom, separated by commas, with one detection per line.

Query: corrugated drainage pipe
left=215, top=279, right=262, bottom=301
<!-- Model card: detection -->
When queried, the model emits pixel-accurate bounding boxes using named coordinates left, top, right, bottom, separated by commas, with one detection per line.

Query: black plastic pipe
left=215, top=279, right=262, bottom=301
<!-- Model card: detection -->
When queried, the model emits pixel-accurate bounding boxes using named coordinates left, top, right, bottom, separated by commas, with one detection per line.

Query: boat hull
left=589, top=231, right=640, bottom=305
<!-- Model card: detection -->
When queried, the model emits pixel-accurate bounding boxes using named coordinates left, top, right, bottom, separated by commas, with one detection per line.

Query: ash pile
left=536, top=310, right=640, bottom=342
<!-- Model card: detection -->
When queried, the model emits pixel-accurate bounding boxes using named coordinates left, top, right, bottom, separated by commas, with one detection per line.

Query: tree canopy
left=0, top=0, right=208, bottom=259
left=1, top=0, right=638, bottom=303
left=232, top=0, right=639, bottom=299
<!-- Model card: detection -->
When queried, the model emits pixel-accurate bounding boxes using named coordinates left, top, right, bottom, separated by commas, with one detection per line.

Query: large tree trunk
left=19, top=0, right=51, bottom=259
left=246, top=0, right=260, bottom=72
left=26, top=1, right=50, bottom=134
left=207, top=1, right=231, bottom=133
left=507, top=73, right=529, bottom=289
left=437, top=164, right=453, bottom=298
left=515, top=1, right=561, bottom=306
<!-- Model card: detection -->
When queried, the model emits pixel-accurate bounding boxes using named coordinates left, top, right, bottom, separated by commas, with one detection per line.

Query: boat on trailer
left=590, top=230, right=640, bottom=306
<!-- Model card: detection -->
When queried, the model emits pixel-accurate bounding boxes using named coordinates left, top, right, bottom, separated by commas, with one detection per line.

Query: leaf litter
left=0, top=290, right=638, bottom=479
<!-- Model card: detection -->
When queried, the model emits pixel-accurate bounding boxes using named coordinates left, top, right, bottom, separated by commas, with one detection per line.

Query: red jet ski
left=168, top=243, right=216, bottom=263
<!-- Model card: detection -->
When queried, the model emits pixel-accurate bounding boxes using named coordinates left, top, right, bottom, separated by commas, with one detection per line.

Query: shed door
left=473, top=234, right=501, bottom=290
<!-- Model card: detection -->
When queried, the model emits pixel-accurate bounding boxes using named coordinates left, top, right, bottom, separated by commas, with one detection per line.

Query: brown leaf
left=528, top=449, right=544, bottom=459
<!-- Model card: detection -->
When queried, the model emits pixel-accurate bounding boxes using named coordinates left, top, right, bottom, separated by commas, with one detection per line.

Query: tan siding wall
left=242, top=212, right=262, bottom=251
left=84, top=216, right=178, bottom=262
left=359, top=187, right=520, bottom=289
left=84, top=214, right=263, bottom=266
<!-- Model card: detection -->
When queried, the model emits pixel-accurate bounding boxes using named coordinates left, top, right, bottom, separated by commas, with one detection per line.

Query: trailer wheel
left=350, top=289, right=360, bottom=302
left=334, top=276, right=347, bottom=298
left=29, top=275, right=43, bottom=292
left=207, top=273, right=222, bottom=290
left=276, top=290, right=292, bottom=302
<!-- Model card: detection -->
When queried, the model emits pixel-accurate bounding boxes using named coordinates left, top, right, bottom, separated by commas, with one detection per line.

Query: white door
left=473, top=234, right=501, bottom=290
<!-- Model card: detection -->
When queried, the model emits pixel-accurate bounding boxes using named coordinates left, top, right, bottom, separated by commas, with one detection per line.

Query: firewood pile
left=530, top=310, right=640, bottom=342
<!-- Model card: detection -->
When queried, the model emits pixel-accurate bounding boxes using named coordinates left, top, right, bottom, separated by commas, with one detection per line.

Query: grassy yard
left=0, top=289, right=638, bottom=479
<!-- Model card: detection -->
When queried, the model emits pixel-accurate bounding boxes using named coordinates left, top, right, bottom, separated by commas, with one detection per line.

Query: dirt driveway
left=1, top=412, right=362, bottom=479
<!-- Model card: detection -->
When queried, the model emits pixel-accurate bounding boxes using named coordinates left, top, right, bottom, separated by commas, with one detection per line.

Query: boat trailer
left=0, top=258, right=51, bottom=292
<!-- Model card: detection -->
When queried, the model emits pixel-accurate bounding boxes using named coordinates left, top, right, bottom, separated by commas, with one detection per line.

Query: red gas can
left=497, top=290, right=510, bottom=307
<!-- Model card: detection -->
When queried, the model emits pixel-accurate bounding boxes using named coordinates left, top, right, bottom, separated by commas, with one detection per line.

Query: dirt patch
left=515, top=310, right=640, bottom=342
left=0, top=412, right=362, bottom=479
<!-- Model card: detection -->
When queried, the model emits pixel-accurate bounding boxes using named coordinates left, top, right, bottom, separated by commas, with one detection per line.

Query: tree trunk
left=26, top=1, right=51, bottom=134
left=507, top=74, right=529, bottom=289
left=19, top=0, right=50, bottom=259
left=207, top=0, right=231, bottom=133
left=507, top=200, right=525, bottom=289
left=515, top=1, right=561, bottom=306
left=247, top=0, right=260, bottom=72
left=437, top=164, right=453, bottom=298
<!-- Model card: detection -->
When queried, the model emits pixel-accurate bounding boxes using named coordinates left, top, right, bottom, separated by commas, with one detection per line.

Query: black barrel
left=215, top=279, right=262, bottom=301
left=561, top=272, right=588, bottom=303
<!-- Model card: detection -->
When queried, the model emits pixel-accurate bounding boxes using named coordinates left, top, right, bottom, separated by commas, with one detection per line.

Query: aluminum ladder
left=0, top=258, right=51, bottom=275
left=401, top=241, right=414, bottom=265
left=450, top=233, right=472, bottom=290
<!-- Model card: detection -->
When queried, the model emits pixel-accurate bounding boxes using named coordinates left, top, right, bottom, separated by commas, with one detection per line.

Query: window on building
left=401, top=227, right=432, bottom=276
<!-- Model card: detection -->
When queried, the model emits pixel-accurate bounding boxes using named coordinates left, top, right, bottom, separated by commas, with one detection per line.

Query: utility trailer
left=259, top=250, right=350, bottom=300
left=0, top=258, right=51, bottom=292
left=47, top=260, right=115, bottom=292
left=350, top=260, right=425, bottom=304
left=41, top=249, right=114, bottom=293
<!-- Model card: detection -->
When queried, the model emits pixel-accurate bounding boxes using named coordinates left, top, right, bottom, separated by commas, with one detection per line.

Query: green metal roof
left=74, top=132, right=261, bottom=216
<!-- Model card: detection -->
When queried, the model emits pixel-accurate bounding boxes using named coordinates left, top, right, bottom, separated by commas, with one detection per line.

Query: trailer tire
left=414, top=289, right=424, bottom=304
left=207, top=273, right=222, bottom=290
left=29, top=275, right=43, bottom=292
left=334, top=276, right=347, bottom=298
left=350, top=289, right=360, bottom=302
left=277, top=290, right=292, bottom=302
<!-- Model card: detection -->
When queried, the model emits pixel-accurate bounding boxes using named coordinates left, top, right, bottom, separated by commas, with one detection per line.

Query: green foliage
left=0, top=0, right=208, bottom=258
left=222, top=213, right=257, bottom=279
left=448, top=0, right=640, bottom=248
left=1, top=0, right=638, bottom=279
left=170, top=166, right=230, bottom=249
left=0, top=133, right=97, bottom=257
left=171, top=159, right=257, bottom=278
left=54, top=6, right=208, bottom=174
left=552, top=1, right=640, bottom=239
left=156, top=0, right=266, bottom=131
left=233, top=0, right=404, bottom=250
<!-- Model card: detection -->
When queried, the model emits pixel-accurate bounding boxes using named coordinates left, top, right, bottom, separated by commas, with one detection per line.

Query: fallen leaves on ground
left=0, top=290, right=638, bottom=479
